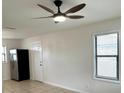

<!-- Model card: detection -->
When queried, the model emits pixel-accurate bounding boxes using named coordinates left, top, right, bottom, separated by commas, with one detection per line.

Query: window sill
left=93, top=77, right=121, bottom=84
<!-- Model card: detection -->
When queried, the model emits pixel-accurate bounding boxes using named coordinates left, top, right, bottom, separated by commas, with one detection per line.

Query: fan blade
left=66, top=15, right=84, bottom=19
left=4, top=27, right=16, bottom=30
left=33, top=16, right=54, bottom=19
left=65, top=3, right=86, bottom=14
left=37, top=4, right=55, bottom=14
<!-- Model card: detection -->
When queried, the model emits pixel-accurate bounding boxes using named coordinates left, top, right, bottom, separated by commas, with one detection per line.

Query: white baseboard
left=43, top=81, right=83, bottom=93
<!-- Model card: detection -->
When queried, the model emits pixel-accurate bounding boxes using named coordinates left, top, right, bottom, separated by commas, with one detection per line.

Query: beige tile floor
left=3, top=80, right=79, bottom=93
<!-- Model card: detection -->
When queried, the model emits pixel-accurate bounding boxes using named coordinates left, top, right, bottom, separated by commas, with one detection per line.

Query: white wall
left=21, top=18, right=121, bottom=93
left=2, top=39, right=22, bottom=80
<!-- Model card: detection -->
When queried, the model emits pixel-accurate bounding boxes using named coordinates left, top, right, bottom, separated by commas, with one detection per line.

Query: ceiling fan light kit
left=53, top=0, right=66, bottom=22
left=35, top=0, right=86, bottom=23
left=54, top=16, right=66, bottom=22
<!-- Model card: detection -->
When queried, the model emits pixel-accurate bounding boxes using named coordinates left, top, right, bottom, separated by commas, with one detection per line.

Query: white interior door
left=31, top=42, right=44, bottom=82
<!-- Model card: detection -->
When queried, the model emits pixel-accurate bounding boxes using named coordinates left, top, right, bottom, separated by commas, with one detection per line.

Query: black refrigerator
left=9, top=49, right=30, bottom=81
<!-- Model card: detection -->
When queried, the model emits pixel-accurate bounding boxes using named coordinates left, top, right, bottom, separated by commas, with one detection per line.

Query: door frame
left=30, top=41, right=44, bottom=82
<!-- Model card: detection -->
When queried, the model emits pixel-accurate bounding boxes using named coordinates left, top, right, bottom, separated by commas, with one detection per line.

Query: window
left=2, top=46, right=7, bottom=63
left=94, top=32, right=120, bottom=82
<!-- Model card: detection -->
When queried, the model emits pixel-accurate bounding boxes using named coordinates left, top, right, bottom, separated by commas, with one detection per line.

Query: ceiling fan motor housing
left=54, top=0, right=62, bottom=7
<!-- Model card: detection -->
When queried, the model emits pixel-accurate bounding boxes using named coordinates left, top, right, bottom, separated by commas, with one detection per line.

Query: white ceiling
left=2, top=0, right=121, bottom=39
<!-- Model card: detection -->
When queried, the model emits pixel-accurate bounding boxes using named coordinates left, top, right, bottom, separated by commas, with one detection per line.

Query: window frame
left=93, top=31, right=120, bottom=83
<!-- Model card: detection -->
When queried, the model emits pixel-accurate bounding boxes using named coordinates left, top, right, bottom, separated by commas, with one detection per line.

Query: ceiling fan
left=34, top=0, right=86, bottom=23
